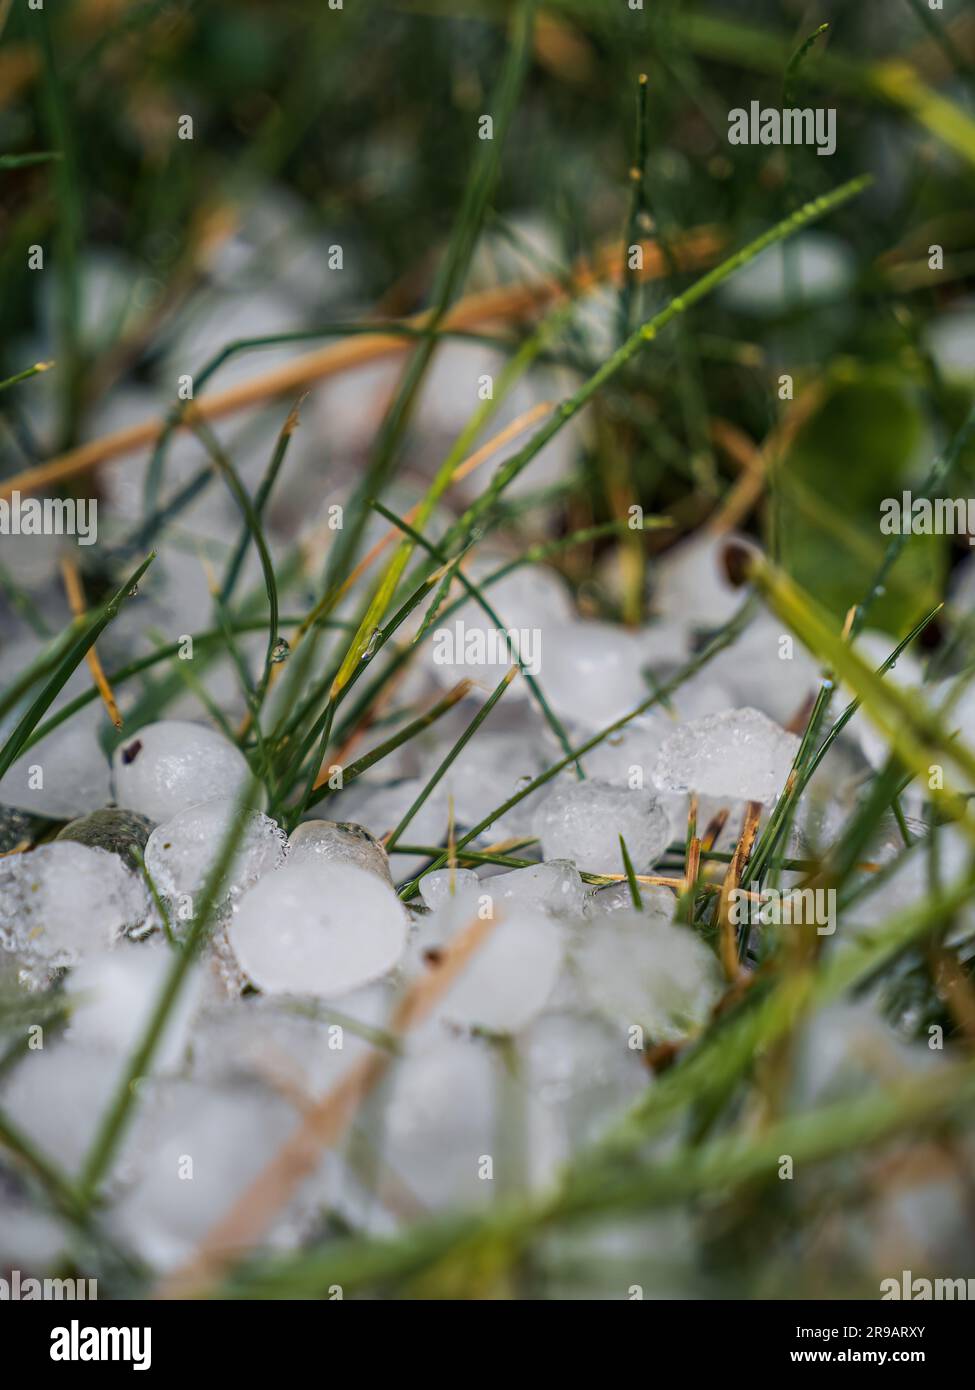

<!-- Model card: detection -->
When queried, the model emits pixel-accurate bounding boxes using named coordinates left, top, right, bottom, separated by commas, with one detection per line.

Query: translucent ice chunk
left=419, top=867, right=480, bottom=911
left=288, top=819, right=393, bottom=883
left=145, top=798, right=287, bottom=908
left=482, top=860, right=586, bottom=919
left=532, top=779, right=671, bottom=874
left=573, top=912, right=723, bottom=1042
left=654, top=707, right=799, bottom=803
left=430, top=905, right=563, bottom=1034
left=228, top=861, right=408, bottom=998
left=112, top=719, right=251, bottom=821
left=0, top=842, right=147, bottom=966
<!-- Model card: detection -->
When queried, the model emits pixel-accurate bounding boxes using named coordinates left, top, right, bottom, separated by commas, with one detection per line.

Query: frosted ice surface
left=483, top=860, right=586, bottom=919
left=538, top=621, right=649, bottom=727
left=112, top=719, right=251, bottom=821
left=378, top=1035, right=504, bottom=1210
left=654, top=707, right=799, bottom=803
left=419, top=867, right=480, bottom=911
left=586, top=880, right=677, bottom=921
left=228, top=861, right=408, bottom=998
left=430, top=905, right=562, bottom=1034
left=288, top=818, right=392, bottom=883
left=532, top=779, right=671, bottom=875
left=577, top=713, right=670, bottom=786
left=109, top=1078, right=299, bottom=1270
left=437, top=731, right=548, bottom=838
left=145, top=798, right=287, bottom=907
left=0, top=842, right=147, bottom=966
left=573, top=912, right=723, bottom=1042
left=66, top=942, right=202, bottom=1071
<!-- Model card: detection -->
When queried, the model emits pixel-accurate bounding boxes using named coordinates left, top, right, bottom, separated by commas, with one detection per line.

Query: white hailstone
left=0, top=704, right=112, bottom=820
left=536, top=621, right=650, bottom=728
left=717, top=231, right=855, bottom=317
left=419, top=867, right=480, bottom=911
left=844, top=629, right=926, bottom=772
left=573, top=912, right=723, bottom=1042
left=145, top=799, right=287, bottom=908
left=66, top=942, right=202, bottom=1071
left=532, top=779, right=671, bottom=875
left=0, top=842, right=147, bottom=967
left=577, top=713, right=670, bottom=787
left=108, top=1078, right=299, bottom=1271
left=519, top=1012, right=648, bottom=1186
left=586, top=881, right=677, bottom=920
left=112, top=719, right=251, bottom=822
left=228, top=861, right=408, bottom=998
left=925, top=298, right=975, bottom=382
left=482, top=860, right=586, bottom=919
left=654, top=707, right=799, bottom=804
left=651, top=533, right=745, bottom=633
left=288, top=818, right=393, bottom=884
left=378, top=1035, right=505, bottom=1210
left=429, top=905, right=563, bottom=1034
left=0, top=1043, right=138, bottom=1177
left=706, top=611, right=820, bottom=726
left=405, top=876, right=483, bottom=976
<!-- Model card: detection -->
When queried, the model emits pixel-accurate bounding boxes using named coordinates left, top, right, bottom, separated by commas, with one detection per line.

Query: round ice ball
left=228, top=861, right=408, bottom=998
left=145, top=799, right=288, bottom=907
left=112, top=719, right=251, bottom=822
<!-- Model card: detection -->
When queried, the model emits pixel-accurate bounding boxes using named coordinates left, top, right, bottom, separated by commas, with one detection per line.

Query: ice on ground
left=376, top=1034, right=505, bottom=1211
left=650, top=533, right=745, bottom=634
left=576, top=713, right=671, bottom=787
left=0, top=842, right=147, bottom=967
left=532, top=779, right=671, bottom=875
left=428, top=905, right=563, bottom=1034
left=586, top=880, right=677, bottom=921
left=111, top=719, right=251, bottom=822
left=145, top=799, right=287, bottom=909
left=108, top=1078, right=300, bottom=1271
left=573, top=912, right=723, bottom=1043
left=228, top=861, right=408, bottom=998
left=288, top=818, right=392, bottom=883
left=0, top=1043, right=139, bottom=1178
left=519, top=1011, right=649, bottom=1186
left=482, top=860, right=586, bottom=919
left=189, top=988, right=389, bottom=1096
left=345, top=778, right=449, bottom=882
left=56, top=807, right=155, bottom=868
left=654, top=706, right=799, bottom=803
left=419, top=867, right=480, bottom=911
left=66, top=942, right=202, bottom=1071
left=536, top=621, right=650, bottom=728
left=0, top=705, right=112, bottom=820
